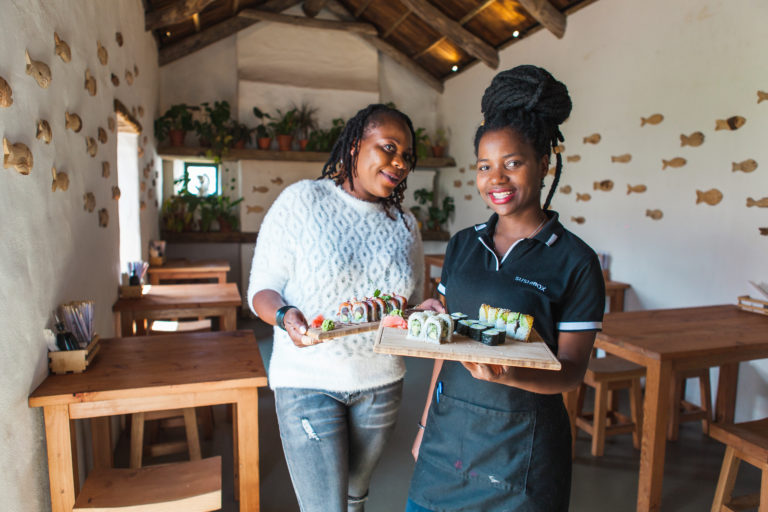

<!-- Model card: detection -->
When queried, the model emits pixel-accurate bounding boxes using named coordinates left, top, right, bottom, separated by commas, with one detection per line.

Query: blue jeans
left=274, top=380, right=403, bottom=512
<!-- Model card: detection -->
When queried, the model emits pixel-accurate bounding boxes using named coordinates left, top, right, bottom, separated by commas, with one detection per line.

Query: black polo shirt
left=438, top=211, right=605, bottom=352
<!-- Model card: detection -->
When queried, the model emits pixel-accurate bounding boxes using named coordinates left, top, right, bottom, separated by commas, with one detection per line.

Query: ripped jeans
left=274, top=380, right=403, bottom=512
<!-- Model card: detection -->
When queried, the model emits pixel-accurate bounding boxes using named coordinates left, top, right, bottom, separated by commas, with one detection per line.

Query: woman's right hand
left=417, top=298, right=446, bottom=314
left=282, top=308, right=320, bottom=348
left=411, top=426, right=424, bottom=461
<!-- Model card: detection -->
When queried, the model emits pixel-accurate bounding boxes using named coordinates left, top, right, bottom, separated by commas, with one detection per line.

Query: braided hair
left=320, top=104, right=417, bottom=221
left=474, top=65, right=572, bottom=210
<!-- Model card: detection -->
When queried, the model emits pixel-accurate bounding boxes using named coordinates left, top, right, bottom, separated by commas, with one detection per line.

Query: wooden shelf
left=421, top=230, right=450, bottom=241
left=161, top=230, right=258, bottom=244
left=157, top=146, right=456, bottom=169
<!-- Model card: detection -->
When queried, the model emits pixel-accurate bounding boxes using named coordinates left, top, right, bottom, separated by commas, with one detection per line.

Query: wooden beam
left=238, top=8, right=378, bottom=35
left=382, top=9, right=411, bottom=39
left=114, top=99, right=142, bottom=134
left=158, top=0, right=302, bottom=65
left=145, top=0, right=217, bottom=31
left=397, top=0, right=498, bottom=68
left=516, top=0, right=566, bottom=38
left=302, top=0, right=329, bottom=18
left=355, top=0, right=375, bottom=17
left=193, top=12, right=201, bottom=32
left=412, top=0, right=495, bottom=60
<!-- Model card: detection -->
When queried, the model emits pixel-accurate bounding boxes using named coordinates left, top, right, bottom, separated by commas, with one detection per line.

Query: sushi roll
left=338, top=301, right=352, bottom=323
left=486, top=306, right=500, bottom=324
left=408, top=312, right=427, bottom=339
left=351, top=299, right=370, bottom=323
left=481, top=328, right=505, bottom=346
left=436, top=314, right=453, bottom=343
left=513, top=314, right=534, bottom=341
left=450, top=312, right=467, bottom=322
left=469, top=323, right=487, bottom=341
left=495, top=309, right=511, bottom=330
left=505, top=312, right=521, bottom=338
left=423, top=317, right=444, bottom=344
left=385, top=296, right=400, bottom=314
left=478, top=304, right=490, bottom=322
left=456, top=319, right=472, bottom=336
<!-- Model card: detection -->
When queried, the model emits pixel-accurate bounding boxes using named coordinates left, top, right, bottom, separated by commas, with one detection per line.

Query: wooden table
left=593, top=305, right=768, bottom=511
left=147, top=258, right=230, bottom=284
left=29, top=330, right=268, bottom=512
left=113, top=283, right=241, bottom=337
left=605, top=280, right=631, bottom=312
left=423, top=253, right=445, bottom=299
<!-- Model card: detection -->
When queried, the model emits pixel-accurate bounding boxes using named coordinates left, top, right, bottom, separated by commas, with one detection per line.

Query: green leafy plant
left=306, top=118, right=345, bottom=152
left=199, top=194, right=244, bottom=232
left=154, top=104, right=195, bottom=142
left=410, top=188, right=454, bottom=231
left=414, top=127, right=431, bottom=160
left=194, top=101, right=234, bottom=162
left=228, top=120, right=254, bottom=147
left=434, top=128, right=448, bottom=147
left=294, top=103, right=318, bottom=141
left=252, top=107, right=273, bottom=139
left=269, top=107, right=299, bottom=136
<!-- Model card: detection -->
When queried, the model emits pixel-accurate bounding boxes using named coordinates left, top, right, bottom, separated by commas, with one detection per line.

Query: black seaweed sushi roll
left=450, top=312, right=468, bottom=321
left=480, top=328, right=505, bottom=346
left=456, top=319, right=472, bottom=336
left=469, top=323, right=487, bottom=341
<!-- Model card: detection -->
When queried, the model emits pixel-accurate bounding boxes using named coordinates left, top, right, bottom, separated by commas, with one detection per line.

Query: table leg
left=91, top=417, right=112, bottom=469
left=236, top=388, right=260, bottom=511
left=215, top=271, right=227, bottom=284
left=43, top=405, right=76, bottom=512
left=715, top=363, right=739, bottom=424
left=222, top=308, right=238, bottom=332
left=637, top=360, right=673, bottom=512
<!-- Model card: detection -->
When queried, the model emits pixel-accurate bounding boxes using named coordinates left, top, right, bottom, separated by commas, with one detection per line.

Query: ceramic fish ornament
left=102, top=161, right=110, bottom=178
left=759, top=227, right=768, bottom=236
left=134, top=64, right=139, bottom=77
left=758, top=91, right=768, bottom=104
left=131, top=106, right=137, bottom=118
left=51, top=166, right=69, bottom=192
left=3, top=138, right=33, bottom=175
left=148, top=188, right=155, bottom=200
left=641, top=114, right=664, bottom=126
left=593, top=180, right=614, bottom=191
left=112, top=186, right=121, bottom=200
left=0, top=76, right=12, bottom=107
left=140, top=201, right=147, bottom=210
left=715, top=116, right=746, bottom=131
left=53, top=33, right=71, bottom=63
left=680, top=131, right=705, bottom=147
left=559, top=185, right=572, bottom=194
left=547, top=166, right=556, bottom=176
left=65, top=112, right=82, bottom=133
left=98, top=128, right=108, bottom=144
left=627, top=184, right=647, bottom=195
left=269, top=177, right=283, bottom=186
left=453, top=180, right=461, bottom=188
left=143, top=135, right=148, bottom=145
left=140, top=181, right=146, bottom=192
left=464, top=194, right=472, bottom=201
left=467, top=180, right=474, bottom=186
left=459, top=167, right=466, bottom=174
left=252, top=186, right=268, bottom=193
left=732, top=159, right=757, bottom=173
left=646, top=209, right=663, bottom=220
left=566, top=155, right=580, bottom=163
left=111, top=74, right=120, bottom=86
left=85, top=136, right=97, bottom=157
left=137, top=146, right=144, bottom=158
left=83, top=192, right=95, bottom=212
left=36, top=120, right=52, bottom=144
left=84, top=69, right=97, bottom=96
left=142, top=165, right=150, bottom=179
left=696, top=189, right=723, bottom=206
left=116, top=32, right=123, bottom=46
left=747, top=197, right=768, bottom=208
left=138, top=106, right=144, bottom=117
left=576, top=193, right=591, bottom=202
left=98, top=208, right=109, bottom=227
left=611, top=154, right=631, bottom=163
left=25, top=50, right=52, bottom=88
left=107, top=116, right=115, bottom=132
left=247, top=205, right=264, bottom=214
left=554, top=144, right=565, bottom=154
left=583, top=133, right=601, bottom=144
left=97, top=41, right=108, bottom=65
left=125, top=70, right=134, bottom=85
left=662, top=157, right=686, bottom=170
left=571, top=216, right=585, bottom=224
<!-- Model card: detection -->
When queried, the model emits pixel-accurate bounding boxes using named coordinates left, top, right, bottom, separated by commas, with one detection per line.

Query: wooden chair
left=574, top=355, right=645, bottom=456
left=709, top=418, right=768, bottom=512
left=668, top=368, right=712, bottom=441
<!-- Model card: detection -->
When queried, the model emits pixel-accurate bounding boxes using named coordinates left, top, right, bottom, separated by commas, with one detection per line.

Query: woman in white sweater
left=248, top=104, right=424, bottom=512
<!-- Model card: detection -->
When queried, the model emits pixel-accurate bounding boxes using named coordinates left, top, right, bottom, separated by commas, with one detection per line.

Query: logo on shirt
left=515, top=275, right=546, bottom=292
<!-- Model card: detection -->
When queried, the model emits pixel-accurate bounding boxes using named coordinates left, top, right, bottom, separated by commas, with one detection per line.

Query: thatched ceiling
left=145, top=0, right=598, bottom=90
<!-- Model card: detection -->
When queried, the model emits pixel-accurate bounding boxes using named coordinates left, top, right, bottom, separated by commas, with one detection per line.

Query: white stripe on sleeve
left=557, top=321, right=602, bottom=331
left=437, top=282, right=446, bottom=295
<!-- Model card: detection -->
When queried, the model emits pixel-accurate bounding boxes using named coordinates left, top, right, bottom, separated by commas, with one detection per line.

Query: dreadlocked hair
left=319, top=104, right=417, bottom=222
left=474, top=65, right=572, bottom=210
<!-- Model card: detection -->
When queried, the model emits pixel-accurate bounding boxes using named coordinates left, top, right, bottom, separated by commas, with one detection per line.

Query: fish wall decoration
left=148, top=188, right=155, bottom=200
left=759, top=228, right=768, bottom=236
left=137, top=146, right=144, bottom=158
left=464, top=194, right=472, bottom=201
left=84, top=69, right=97, bottom=96
left=680, top=131, right=705, bottom=147
left=696, top=189, right=723, bottom=206
left=662, top=157, right=686, bottom=170
left=112, top=186, right=121, bottom=200
left=83, top=192, right=95, bottom=212
left=576, top=193, right=591, bottom=202
left=97, top=41, right=108, bottom=65
left=571, top=216, right=585, bottom=224
left=715, top=116, right=746, bottom=131
left=757, top=91, right=767, bottom=104
left=627, top=184, right=647, bottom=195
left=247, top=205, right=264, bottom=214
left=466, top=180, right=474, bottom=186
left=459, top=167, right=466, bottom=174
left=641, top=114, right=664, bottom=126
left=566, top=155, right=580, bottom=163
left=124, top=70, right=134, bottom=85
left=140, top=181, right=146, bottom=192
left=611, top=154, right=631, bottom=163
left=85, top=136, right=97, bottom=157
left=134, top=64, right=139, bottom=77
left=547, top=166, right=556, bottom=176
left=3, top=138, right=33, bottom=175
left=270, top=177, right=284, bottom=185
left=102, top=161, right=110, bottom=178
left=747, top=197, right=768, bottom=208
left=36, top=120, right=52, bottom=144
left=111, top=74, right=120, bottom=86
left=646, top=209, right=663, bottom=220
left=51, top=167, right=69, bottom=192
left=65, top=112, right=82, bottom=133
left=252, top=186, right=268, bottom=193
left=98, top=128, right=108, bottom=144
left=453, top=180, right=461, bottom=188
left=116, top=32, right=123, bottom=46
left=732, top=159, right=757, bottom=173
left=98, top=208, right=109, bottom=227
left=142, top=165, right=150, bottom=179
left=0, top=76, right=12, bottom=107
left=560, top=185, right=572, bottom=194
left=593, top=180, right=614, bottom=191
left=554, top=144, right=565, bottom=154
left=138, top=106, right=144, bottom=117
left=25, top=50, right=52, bottom=88
left=107, top=116, right=115, bottom=132
left=140, top=201, right=147, bottom=210
left=53, top=33, right=71, bottom=63
left=583, top=133, right=601, bottom=144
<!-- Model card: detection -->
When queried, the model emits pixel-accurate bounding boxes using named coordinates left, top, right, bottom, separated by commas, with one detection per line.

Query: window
left=175, top=163, right=219, bottom=196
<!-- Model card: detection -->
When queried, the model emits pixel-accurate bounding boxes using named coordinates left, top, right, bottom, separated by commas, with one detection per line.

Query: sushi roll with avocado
left=469, top=322, right=487, bottom=341
left=456, top=319, right=472, bottom=336
left=495, top=309, right=511, bottom=329
left=338, top=301, right=352, bottom=323
left=450, top=312, right=468, bottom=322
left=478, top=304, right=490, bottom=323
left=504, top=312, right=521, bottom=338
left=436, top=314, right=453, bottom=343
left=481, top=328, right=505, bottom=346
left=512, top=314, right=534, bottom=341
left=408, top=312, right=427, bottom=340
left=351, top=299, right=370, bottom=323
left=423, top=317, right=444, bottom=344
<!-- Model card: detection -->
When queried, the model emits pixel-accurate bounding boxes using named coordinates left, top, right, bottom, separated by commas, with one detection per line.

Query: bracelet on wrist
left=275, top=305, right=296, bottom=331
left=417, top=422, right=425, bottom=430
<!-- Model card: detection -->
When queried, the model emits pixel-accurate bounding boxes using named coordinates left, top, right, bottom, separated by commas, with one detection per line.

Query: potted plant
left=410, top=188, right=455, bottom=232
left=252, top=107, right=273, bottom=150
left=432, top=128, right=448, bottom=158
left=294, top=103, right=318, bottom=150
left=195, top=101, right=234, bottom=162
left=414, top=127, right=431, bottom=160
left=269, top=107, right=298, bottom=151
left=154, top=104, right=194, bottom=147
left=199, top=194, right=244, bottom=232
left=228, top=120, right=254, bottom=149
left=306, top=118, right=345, bottom=152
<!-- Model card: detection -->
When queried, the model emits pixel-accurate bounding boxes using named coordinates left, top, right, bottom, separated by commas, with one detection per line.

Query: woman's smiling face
left=346, top=114, right=414, bottom=202
left=475, top=127, right=548, bottom=218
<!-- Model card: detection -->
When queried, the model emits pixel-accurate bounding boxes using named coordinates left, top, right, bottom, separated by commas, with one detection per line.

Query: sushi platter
left=304, top=320, right=380, bottom=341
left=372, top=324, right=561, bottom=370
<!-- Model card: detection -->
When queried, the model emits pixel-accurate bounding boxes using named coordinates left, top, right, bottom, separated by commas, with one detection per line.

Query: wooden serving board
left=305, top=321, right=379, bottom=341
left=372, top=325, right=561, bottom=370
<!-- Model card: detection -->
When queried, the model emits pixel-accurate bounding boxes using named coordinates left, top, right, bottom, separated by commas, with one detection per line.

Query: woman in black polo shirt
left=406, top=66, right=605, bottom=512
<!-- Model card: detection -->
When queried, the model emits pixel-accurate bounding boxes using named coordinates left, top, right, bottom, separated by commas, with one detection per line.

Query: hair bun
left=481, top=65, right=571, bottom=126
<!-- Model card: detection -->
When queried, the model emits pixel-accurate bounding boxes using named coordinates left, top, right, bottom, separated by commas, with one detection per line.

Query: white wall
left=439, top=0, right=768, bottom=420
left=0, top=2, right=159, bottom=510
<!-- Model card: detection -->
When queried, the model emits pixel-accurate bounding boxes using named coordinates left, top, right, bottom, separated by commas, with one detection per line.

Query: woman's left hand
left=416, top=298, right=446, bottom=314
left=461, top=362, right=510, bottom=382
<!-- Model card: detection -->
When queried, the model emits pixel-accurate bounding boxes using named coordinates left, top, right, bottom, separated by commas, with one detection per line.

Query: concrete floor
left=116, top=317, right=761, bottom=511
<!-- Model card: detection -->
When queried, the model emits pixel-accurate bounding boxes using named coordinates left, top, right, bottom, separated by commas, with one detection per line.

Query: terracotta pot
left=234, top=138, right=247, bottom=149
left=257, top=137, right=272, bottom=150
left=298, top=139, right=309, bottom=151
left=431, top=145, right=445, bottom=158
left=276, top=134, right=294, bottom=151
left=169, top=129, right=186, bottom=147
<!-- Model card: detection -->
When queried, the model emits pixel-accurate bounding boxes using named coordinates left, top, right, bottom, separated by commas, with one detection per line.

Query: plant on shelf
left=269, top=107, right=299, bottom=151
left=306, top=118, right=345, bottom=152
left=414, top=127, right=431, bottom=160
left=410, top=187, right=455, bottom=232
left=228, top=120, right=254, bottom=150
left=252, top=107, right=273, bottom=150
left=195, top=100, right=233, bottom=162
left=199, top=194, right=244, bottom=232
left=154, top=104, right=195, bottom=147
left=432, top=128, right=448, bottom=158
left=295, top=103, right=318, bottom=150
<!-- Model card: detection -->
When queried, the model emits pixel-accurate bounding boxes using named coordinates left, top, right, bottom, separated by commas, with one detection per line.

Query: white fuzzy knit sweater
left=248, top=179, right=424, bottom=392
